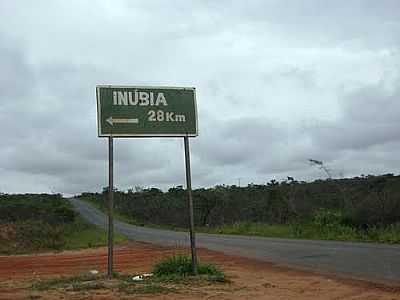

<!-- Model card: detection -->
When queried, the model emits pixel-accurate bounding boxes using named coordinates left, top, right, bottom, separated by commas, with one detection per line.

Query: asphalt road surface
left=69, top=198, right=400, bottom=284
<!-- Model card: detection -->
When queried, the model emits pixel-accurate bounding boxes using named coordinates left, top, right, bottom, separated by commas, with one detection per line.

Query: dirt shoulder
left=0, top=241, right=399, bottom=300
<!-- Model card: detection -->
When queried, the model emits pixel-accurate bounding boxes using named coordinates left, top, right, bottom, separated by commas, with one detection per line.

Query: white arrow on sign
left=106, top=116, right=139, bottom=126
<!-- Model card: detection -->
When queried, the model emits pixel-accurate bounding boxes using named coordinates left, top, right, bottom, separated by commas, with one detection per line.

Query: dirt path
left=0, top=241, right=399, bottom=300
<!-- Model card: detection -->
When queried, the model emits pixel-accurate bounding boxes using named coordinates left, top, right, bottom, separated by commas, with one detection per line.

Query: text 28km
left=147, top=110, right=186, bottom=122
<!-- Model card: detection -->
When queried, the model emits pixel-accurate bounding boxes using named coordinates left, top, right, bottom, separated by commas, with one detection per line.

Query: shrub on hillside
left=0, top=195, right=76, bottom=225
left=0, top=194, right=77, bottom=253
left=16, top=220, right=65, bottom=250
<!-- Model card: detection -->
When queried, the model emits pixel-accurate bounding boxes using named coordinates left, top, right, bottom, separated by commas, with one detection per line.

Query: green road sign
left=96, top=85, right=198, bottom=137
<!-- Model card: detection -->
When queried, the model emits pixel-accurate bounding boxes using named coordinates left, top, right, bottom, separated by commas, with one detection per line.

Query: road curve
left=69, top=198, right=400, bottom=284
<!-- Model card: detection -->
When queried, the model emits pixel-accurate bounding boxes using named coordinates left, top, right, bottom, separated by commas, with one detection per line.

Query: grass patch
left=153, top=255, right=226, bottom=282
left=207, top=222, right=345, bottom=240
left=360, top=224, right=400, bottom=244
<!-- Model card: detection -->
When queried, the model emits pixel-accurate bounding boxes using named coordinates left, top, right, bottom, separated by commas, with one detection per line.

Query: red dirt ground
left=0, top=241, right=399, bottom=299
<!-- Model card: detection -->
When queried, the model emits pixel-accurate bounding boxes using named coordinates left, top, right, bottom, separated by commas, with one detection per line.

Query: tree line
left=79, top=173, right=400, bottom=230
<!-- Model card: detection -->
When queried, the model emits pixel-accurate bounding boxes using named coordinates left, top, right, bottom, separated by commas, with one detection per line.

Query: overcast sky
left=0, top=1, right=399, bottom=194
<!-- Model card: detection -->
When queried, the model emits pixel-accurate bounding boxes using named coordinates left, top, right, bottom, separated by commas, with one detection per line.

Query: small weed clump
left=153, top=255, right=226, bottom=282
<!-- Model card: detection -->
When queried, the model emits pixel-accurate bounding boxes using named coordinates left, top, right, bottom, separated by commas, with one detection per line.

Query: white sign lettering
left=113, top=91, right=168, bottom=106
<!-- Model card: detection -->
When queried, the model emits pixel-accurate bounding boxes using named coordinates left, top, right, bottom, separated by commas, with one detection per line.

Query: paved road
left=69, top=198, right=400, bottom=284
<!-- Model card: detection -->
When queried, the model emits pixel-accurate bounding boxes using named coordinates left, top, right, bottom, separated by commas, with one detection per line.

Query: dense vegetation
left=79, top=174, right=400, bottom=243
left=0, top=193, right=125, bottom=254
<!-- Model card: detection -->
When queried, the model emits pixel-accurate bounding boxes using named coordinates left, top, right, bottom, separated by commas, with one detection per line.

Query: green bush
left=153, top=255, right=224, bottom=278
left=153, top=255, right=193, bottom=276
left=313, top=209, right=344, bottom=229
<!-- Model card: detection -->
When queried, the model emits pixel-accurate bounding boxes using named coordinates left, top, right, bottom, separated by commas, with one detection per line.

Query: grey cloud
left=309, top=82, right=400, bottom=151
left=342, top=84, right=400, bottom=123
left=0, top=34, right=36, bottom=101
left=263, top=66, right=316, bottom=90
left=1, top=1, right=400, bottom=193
left=229, top=0, right=400, bottom=47
left=310, top=123, right=399, bottom=151
left=195, top=117, right=286, bottom=166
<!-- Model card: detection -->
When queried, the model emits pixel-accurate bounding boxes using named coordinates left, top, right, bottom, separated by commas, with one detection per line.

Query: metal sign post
left=96, top=85, right=198, bottom=278
left=184, top=135, right=198, bottom=274
left=107, top=136, right=114, bottom=279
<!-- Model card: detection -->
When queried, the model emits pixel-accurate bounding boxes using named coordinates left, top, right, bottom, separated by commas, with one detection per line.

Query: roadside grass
left=31, top=256, right=227, bottom=296
left=207, top=222, right=294, bottom=238
left=361, top=224, right=400, bottom=244
left=205, top=222, right=400, bottom=244
left=63, top=216, right=127, bottom=250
